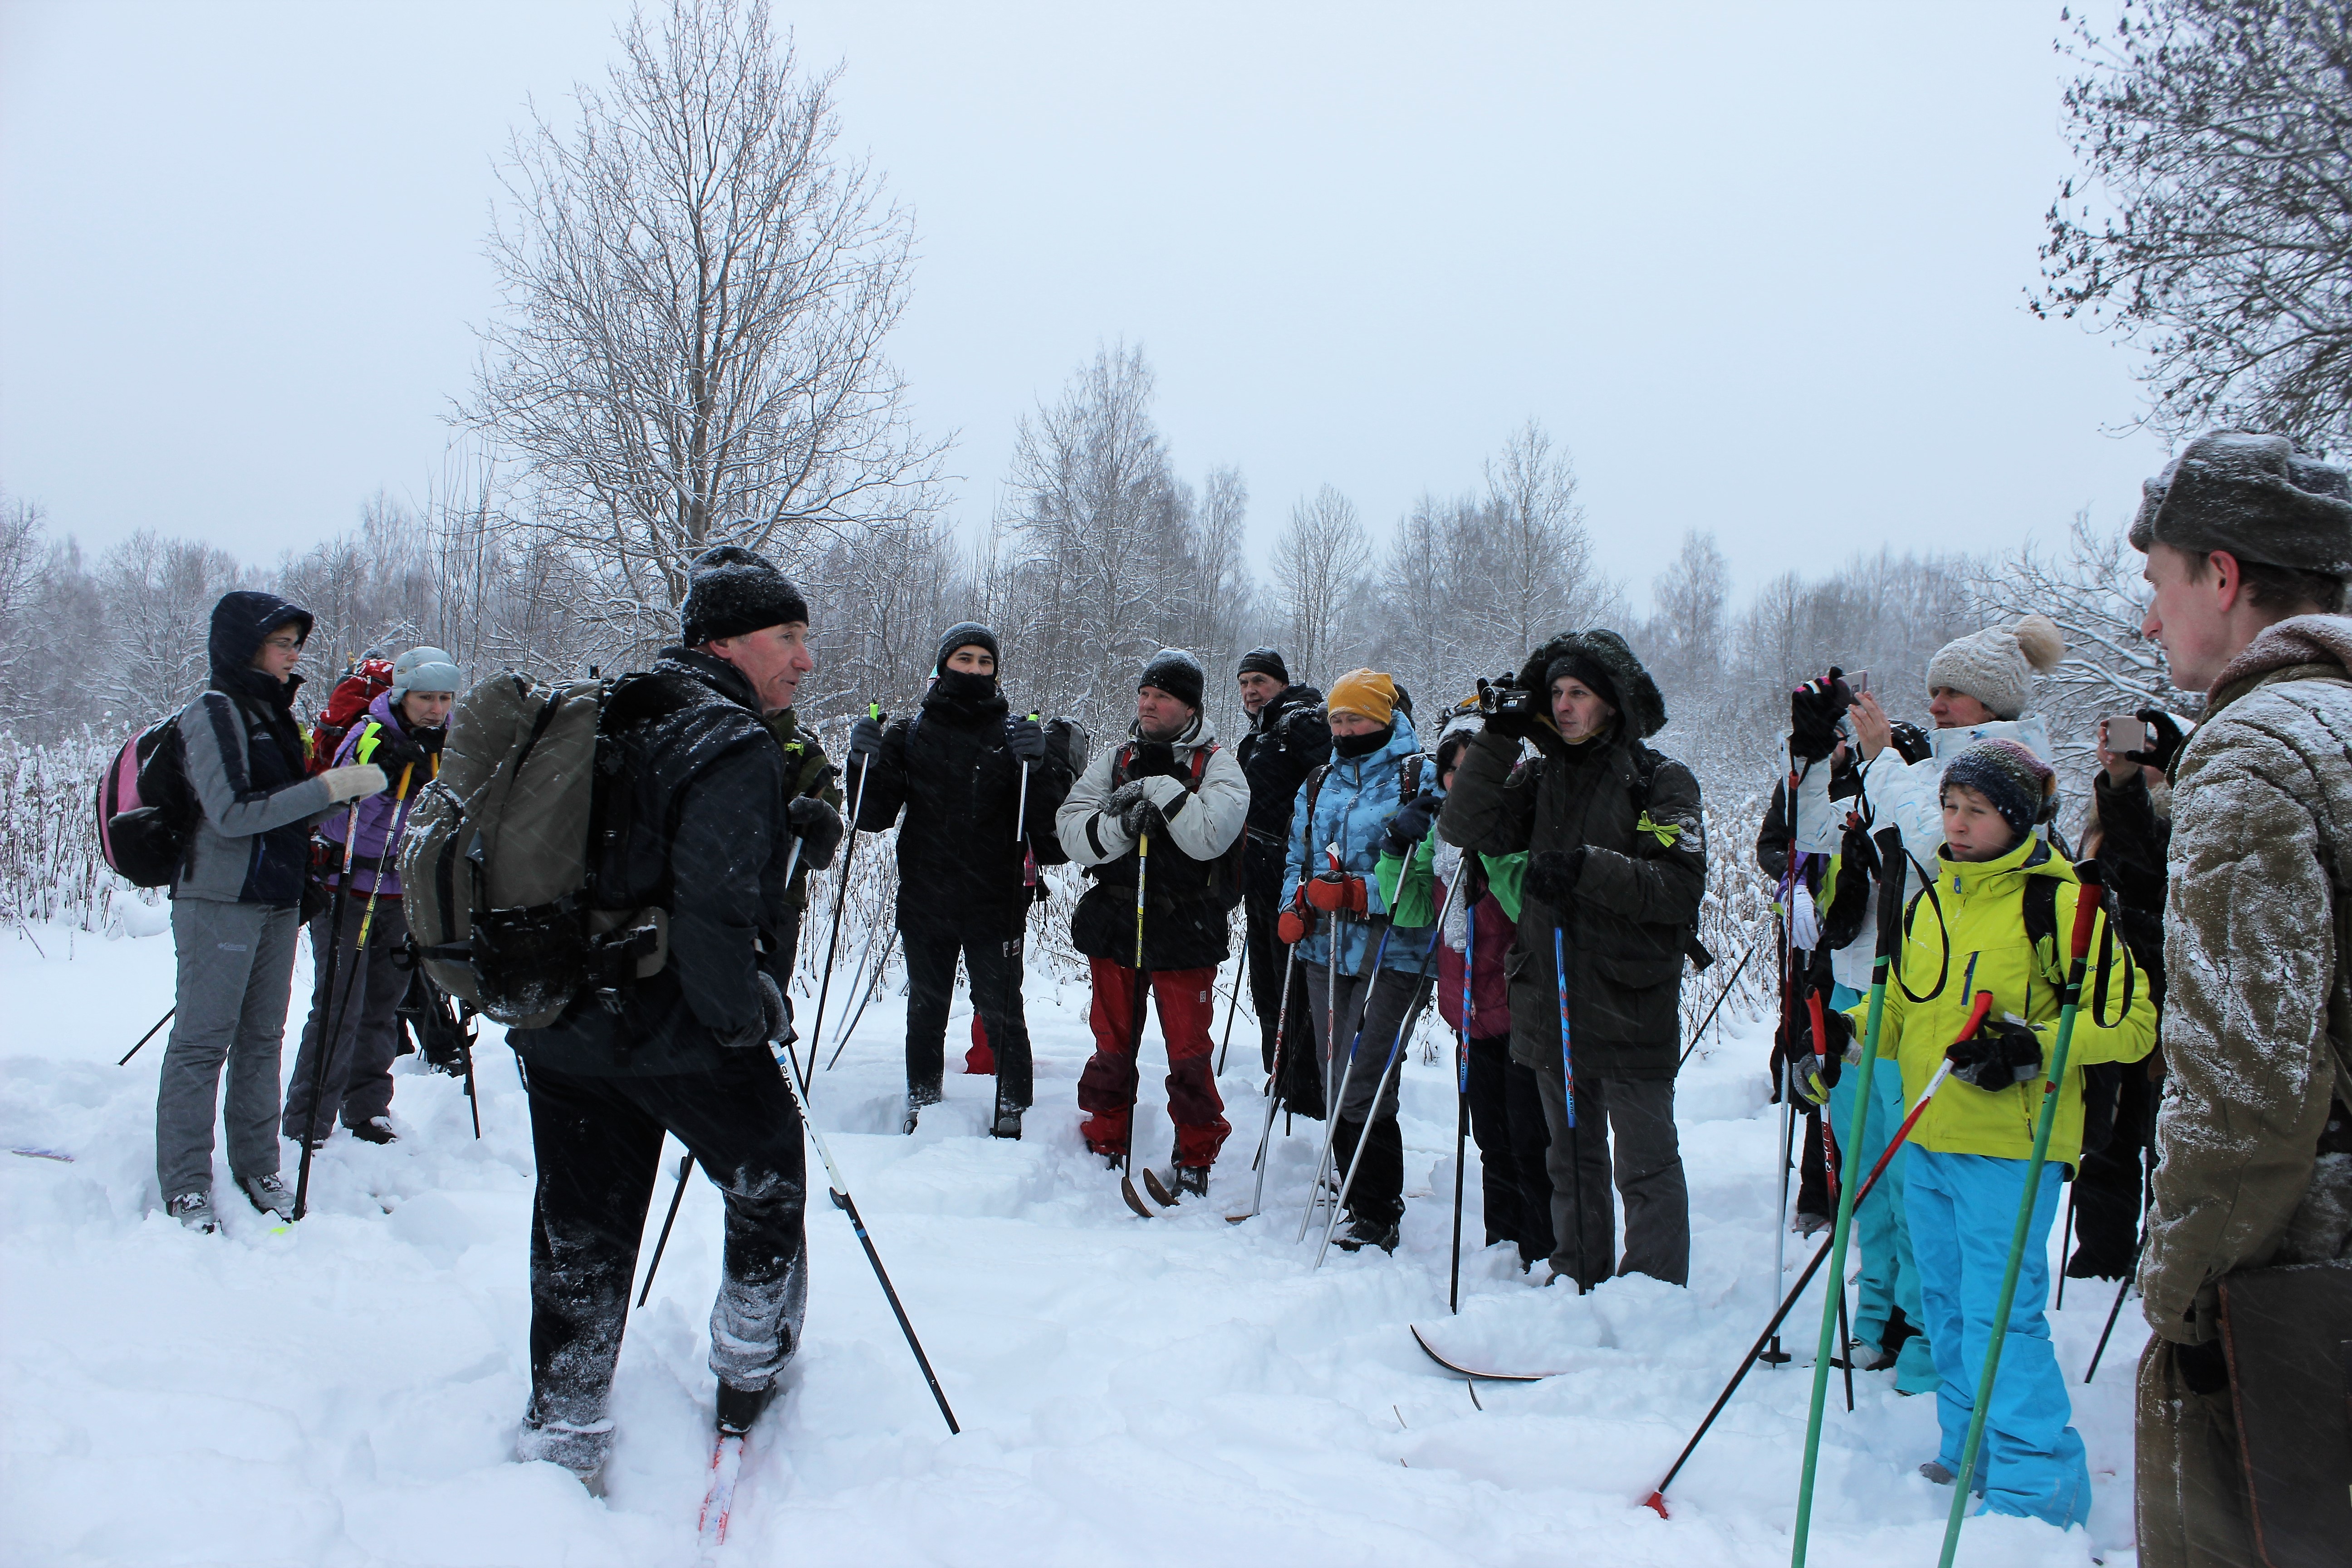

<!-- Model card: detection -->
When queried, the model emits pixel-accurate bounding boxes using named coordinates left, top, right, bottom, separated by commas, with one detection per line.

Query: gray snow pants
left=283, top=895, right=409, bottom=1142
left=1537, top=1068, right=1690, bottom=1289
left=155, top=898, right=301, bottom=1198
left=1303, top=965, right=1428, bottom=1227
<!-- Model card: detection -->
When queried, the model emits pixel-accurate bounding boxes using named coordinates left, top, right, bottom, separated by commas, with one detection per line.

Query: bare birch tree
left=1274, top=484, right=1372, bottom=686
left=468, top=0, right=944, bottom=652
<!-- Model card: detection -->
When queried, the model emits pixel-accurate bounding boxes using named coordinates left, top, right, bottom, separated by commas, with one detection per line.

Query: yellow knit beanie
left=1326, top=669, right=1396, bottom=726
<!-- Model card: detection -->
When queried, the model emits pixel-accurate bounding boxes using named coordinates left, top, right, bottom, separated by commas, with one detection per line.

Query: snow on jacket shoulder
left=2142, top=613, right=2352, bottom=1345
left=1850, top=833, right=2152, bottom=1169
left=1277, top=715, right=1429, bottom=977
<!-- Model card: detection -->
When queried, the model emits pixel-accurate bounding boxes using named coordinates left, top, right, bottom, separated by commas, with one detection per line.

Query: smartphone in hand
left=1846, top=670, right=1870, bottom=696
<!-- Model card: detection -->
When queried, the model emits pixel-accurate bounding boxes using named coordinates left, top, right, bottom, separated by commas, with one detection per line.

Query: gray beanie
left=391, top=646, right=463, bottom=697
left=2129, top=431, right=2352, bottom=576
left=1925, top=615, right=2063, bottom=720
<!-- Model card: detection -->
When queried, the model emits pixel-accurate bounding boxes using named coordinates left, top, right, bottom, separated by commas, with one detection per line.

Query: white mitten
left=321, top=763, right=389, bottom=804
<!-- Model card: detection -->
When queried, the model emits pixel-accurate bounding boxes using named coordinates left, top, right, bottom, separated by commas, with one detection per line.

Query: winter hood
left=206, top=590, right=312, bottom=689
left=2208, top=613, right=2352, bottom=706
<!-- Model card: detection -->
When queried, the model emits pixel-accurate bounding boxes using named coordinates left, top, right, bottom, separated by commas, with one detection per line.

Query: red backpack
left=308, top=658, right=393, bottom=775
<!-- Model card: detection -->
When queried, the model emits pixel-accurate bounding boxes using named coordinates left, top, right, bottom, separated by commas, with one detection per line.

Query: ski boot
left=166, top=1191, right=218, bottom=1234
left=902, top=1082, right=942, bottom=1136
left=239, top=1173, right=295, bottom=1219
left=517, top=1407, right=613, bottom=1493
left=715, top=1380, right=775, bottom=1437
left=1176, top=1164, right=1208, bottom=1199
left=348, top=1117, right=398, bottom=1146
left=1333, top=1214, right=1401, bottom=1254
left=990, top=1087, right=1023, bottom=1140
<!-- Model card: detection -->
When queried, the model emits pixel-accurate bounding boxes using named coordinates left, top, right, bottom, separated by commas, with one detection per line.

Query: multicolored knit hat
left=1939, top=737, right=2056, bottom=837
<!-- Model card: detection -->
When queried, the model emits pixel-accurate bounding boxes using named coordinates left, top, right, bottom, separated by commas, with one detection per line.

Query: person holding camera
left=1438, top=630, right=1705, bottom=1289
left=844, top=621, right=1078, bottom=1139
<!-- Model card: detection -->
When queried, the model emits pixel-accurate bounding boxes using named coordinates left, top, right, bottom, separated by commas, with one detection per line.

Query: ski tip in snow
left=1408, top=1323, right=1563, bottom=1382
left=697, top=1433, right=745, bottom=1547
left=10, top=1147, right=73, bottom=1162
left=1139, top=1167, right=1178, bottom=1207
left=1118, top=1176, right=1156, bottom=1219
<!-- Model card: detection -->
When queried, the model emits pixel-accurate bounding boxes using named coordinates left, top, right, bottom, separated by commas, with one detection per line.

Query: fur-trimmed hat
left=1940, top=737, right=2056, bottom=838
left=680, top=544, right=809, bottom=646
left=1926, top=615, right=2064, bottom=720
left=1514, top=629, right=1666, bottom=739
left=1140, top=647, right=1205, bottom=710
left=2130, top=431, right=2352, bottom=577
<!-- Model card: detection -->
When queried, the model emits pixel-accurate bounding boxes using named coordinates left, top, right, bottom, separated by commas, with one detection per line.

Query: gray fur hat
left=1925, top=615, right=2064, bottom=720
left=2130, top=432, right=2352, bottom=576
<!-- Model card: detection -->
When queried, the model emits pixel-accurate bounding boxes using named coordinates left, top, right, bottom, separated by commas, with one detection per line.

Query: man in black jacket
left=845, top=621, right=1075, bottom=1139
left=507, top=546, right=843, bottom=1487
left=1233, top=647, right=1329, bottom=1114
left=1438, top=630, right=1706, bottom=1290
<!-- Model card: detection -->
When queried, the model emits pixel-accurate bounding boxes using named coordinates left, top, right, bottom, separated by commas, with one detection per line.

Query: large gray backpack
left=400, top=674, right=665, bottom=1028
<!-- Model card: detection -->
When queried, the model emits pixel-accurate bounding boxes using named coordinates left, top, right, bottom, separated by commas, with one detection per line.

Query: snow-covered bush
left=0, top=728, right=147, bottom=932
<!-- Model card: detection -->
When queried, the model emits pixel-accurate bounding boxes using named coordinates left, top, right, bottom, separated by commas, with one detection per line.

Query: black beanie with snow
left=680, top=544, right=809, bottom=647
left=1140, top=647, right=1205, bottom=710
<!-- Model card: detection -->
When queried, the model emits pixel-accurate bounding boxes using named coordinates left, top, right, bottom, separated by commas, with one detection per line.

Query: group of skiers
left=132, top=431, right=2348, bottom=1561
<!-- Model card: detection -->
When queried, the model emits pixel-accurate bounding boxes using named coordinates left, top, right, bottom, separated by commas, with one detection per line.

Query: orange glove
left=1279, top=908, right=1314, bottom=945
left=1305, top=873, right=1368, bottom=914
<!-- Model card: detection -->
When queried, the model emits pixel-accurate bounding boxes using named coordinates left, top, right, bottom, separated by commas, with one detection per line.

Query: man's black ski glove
left=2126, top=708, right=2186, bottom=771
left=1006, top=715, right=1048, bottom=764
left=1946, top=1017, right=2044, bottom=1091
left=786, top=796, right=843, bottom=871
left=1788, top=1005, right=1854, bottom=1107
left=1525, top=847, right=1588, bottom=908
left=1380, top=791, right=1442, bottom=858
left=1789, top=671, right=1854, bottom=764
left=721, top=973, right=790, bottom=1050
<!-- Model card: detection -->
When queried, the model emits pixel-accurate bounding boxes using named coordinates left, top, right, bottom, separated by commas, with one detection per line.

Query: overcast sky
left=1, top=0, right=2168, bottom=611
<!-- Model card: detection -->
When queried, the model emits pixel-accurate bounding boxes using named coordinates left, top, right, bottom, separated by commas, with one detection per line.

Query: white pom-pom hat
left=1924, top=615, right=2063, bottom=720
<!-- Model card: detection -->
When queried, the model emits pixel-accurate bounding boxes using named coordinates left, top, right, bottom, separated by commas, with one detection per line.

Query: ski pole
left=775, top=764, right=837, bottom=1084
left=1792, top=824, right=1919, bottom=1563
left=774, top=1038, right=960, bottom=1435
left=2055, top=1187, right=2076, bottom=1310
left=1643, top=1049, right=1964, bottom=1519
left=1317, top=874, right=1460, bottom=1269
left=1938, top=865, right=2107, bottom=1568
left=1236, top=940, right=1303, bottom=1221
left=1809, top=987, right=1838, bottom=1207
left=827, top=923, right=898, bottom=1070
left=823, top=917, right=890, bottom=1071
left=1119, top=829, right=1152, bottom=1217
left=809, top=706, right=879, bottom=1085
left=291, top=792, right=371, bottom=1221
left=1554, top=923, right=1586, bottom=1291
left=116, top=1005, right=175, bottom=1067
left=636, top=1149, right=694, bottom=1307
left=1450, top=897, right=1475, bottom=1314
left=1014, top=710, right=1036, bottom=842
left=1213, top=951, right=1245, bottom=1076
left=2085, top=1139, right=2156, bottom=1385
left=1677, top=941, right=1756, bottom=1068
left=1296, top=919, right=1392, bottom=1244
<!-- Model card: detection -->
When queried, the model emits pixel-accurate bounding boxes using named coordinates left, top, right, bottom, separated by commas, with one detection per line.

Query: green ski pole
left=1937, top=862, right=2105, bottom=1566
left=1790, top=826, right=1907, bottom=1565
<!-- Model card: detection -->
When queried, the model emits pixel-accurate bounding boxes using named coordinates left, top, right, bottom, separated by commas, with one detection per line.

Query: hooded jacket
left=1236, top=682, right=1330, bottom=899
left=1276, top=714, right=1433, bottom=978
left=171, top=591, right=338, bottom=906
left=2141, top=613, right=2352, bottom=1345
left=853, top=674, right=1074, bottom=933
left=1848, top=833, right=2153, bottom=1169
left=507, top=648, right=791, bottom=1077
left=1056, top=708, right=1248, bottom=971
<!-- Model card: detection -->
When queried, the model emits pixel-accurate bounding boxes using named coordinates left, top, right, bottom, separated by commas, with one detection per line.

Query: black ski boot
left=902, top=1082, right=942, bottom=1136
left=716, top=1380, right=775, bottom=1437
left=990, top=1088, right=1023, bottom=1140
left=1176, top=1165, right=1208, bottom=1198
left=1334, top=1214, right=1401, bottom=1253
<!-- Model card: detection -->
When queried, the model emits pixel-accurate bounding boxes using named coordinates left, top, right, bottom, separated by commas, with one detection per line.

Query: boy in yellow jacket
left=1804, top=737, right=2154, bottom=1529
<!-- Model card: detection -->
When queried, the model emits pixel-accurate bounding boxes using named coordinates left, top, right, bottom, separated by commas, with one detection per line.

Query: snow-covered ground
left=1, top=919, right=2146, bottom=1566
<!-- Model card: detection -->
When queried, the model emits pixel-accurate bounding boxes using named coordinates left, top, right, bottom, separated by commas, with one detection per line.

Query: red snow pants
left=1077, top=959, right=1230, bottom=1167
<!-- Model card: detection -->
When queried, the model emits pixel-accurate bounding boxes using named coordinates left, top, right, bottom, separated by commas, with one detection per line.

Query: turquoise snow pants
left=1905, top=1147, right=2091, bottom=1529
left=1824, top=1011, right=1936, bottom=1395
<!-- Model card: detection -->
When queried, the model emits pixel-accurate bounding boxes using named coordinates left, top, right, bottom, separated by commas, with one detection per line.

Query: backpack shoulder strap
left=2021, top=875, right=2065, bottom=986
left=1401, top=754, right=1423, bottom=802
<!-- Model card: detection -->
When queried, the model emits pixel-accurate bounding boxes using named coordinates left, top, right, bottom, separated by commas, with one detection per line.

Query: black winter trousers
left=523, top=1055, right=808, bottom=1436
left=1244, top=891, right=1322, bottom=1117
left=2070, top=1063, right=2156, bottom=1276
left=902, top=920, right=1032, bottom=1110
left=1464, top=1036, right=1553, bottom=1262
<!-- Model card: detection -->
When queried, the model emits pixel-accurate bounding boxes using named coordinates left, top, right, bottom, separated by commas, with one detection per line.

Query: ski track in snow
left=1, top=923, right=2144, bottom=1566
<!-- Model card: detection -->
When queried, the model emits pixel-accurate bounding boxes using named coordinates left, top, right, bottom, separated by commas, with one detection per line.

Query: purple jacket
left=317, top=691, right=429, bottom=897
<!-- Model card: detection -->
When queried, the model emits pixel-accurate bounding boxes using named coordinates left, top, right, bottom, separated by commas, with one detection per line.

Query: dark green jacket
left=1436, top=725, right=1705, bottom=1079
left=762, top=707, right=841, bottom=911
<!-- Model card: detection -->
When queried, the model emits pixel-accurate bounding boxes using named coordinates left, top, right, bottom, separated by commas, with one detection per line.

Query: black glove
left=1380, top=790, right=1442, bottom=858
left=1788, top=1005, right=1855, bottom=1107
left=1524, top=846, right=1588, bottom=907
left=1887, top=720, right=1934, bottom=765
left=1107, top=779, right=1153, bottom=837
left=1128, top=740, right=1179, bottom=778
left=368, top=726, right=431, bottom=778
left=722, top=973, right=790, bottom=1050
left=1478, top=676, right=1541, bottom=741
left=849, top=716, right=885, bottom=758
left=1946, top=1017, right=2043, bottom=1092
left=786, top=795, right=843, bottom=871
left=1790, top=671, right=1854, bottom=764
left=2127, top=708, right=2185, bottom=770
left=1006, top=715, right=1047, bottom=764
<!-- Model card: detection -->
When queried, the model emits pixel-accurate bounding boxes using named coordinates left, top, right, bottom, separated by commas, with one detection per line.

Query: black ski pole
left=636, top=1150, right=695, bottom=1308
left=2056, top=1186, right=2076, bottom=1310
left=2086, top=1140, right=2156, bottom=1384
left=775, top=1039, right=959, bottom=1434
left=1213, top=946, right=1245, bottom=1076
left=1837, top=1273, right=1854, bottom=1412
left=116, top=1006, right=176, bottom=1067
left=293, top=798, right=367, bottom=1220
left=1677, top=941, right=1756, bottom=1068
left=811, top=706, right=880, bottom=1080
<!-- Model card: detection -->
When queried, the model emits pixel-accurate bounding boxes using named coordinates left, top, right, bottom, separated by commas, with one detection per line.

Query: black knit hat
left=680, top=545, right=809, bottom=646
left=1140, top=647, right=1205, bottom=710
left=1237, top=647, right=1290, bottom=684
left=936, top=621, right=999, bottom=671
